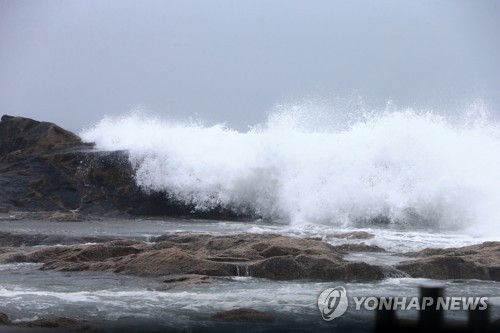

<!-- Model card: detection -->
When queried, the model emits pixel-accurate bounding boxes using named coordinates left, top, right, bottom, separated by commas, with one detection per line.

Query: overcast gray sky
left=1, top=0, right=499, bottom=131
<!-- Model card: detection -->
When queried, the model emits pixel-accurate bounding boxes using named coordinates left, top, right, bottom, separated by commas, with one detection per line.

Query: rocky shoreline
left=0, top=231, right=389, bottom=284
left=1, top=115, right=499, bottom=284
left=1, top=115, right=500, bottom=331
left=1, top=229, right=500, bottom=286
left=1, top=115, right=500, bottom=283
left=1, top=226, right=500, bottom=332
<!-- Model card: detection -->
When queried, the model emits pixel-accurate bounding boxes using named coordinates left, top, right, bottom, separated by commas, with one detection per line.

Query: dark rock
left=260, top=245, right=301, bottom=258
left=0, top=115, right=83, bottom=161
left=0, top=312, right=91, bottom=331
left=0, top=148, right=181, bottom=215
left=249, top=254, right=385, bottom=281
left=155, top=274, right=216, bottom=290
left=331, top=243, right=386, bottom=253
left=0, top=231, right=48, bottom=247
left=330, top=231, right=374, bottom=239
left=17, top=317, right=91, bottom=331
left=396, top=242, right=500, bottom=281
left=397, top=256, right=489, bottom=280
left=77, top=243, right=143, bottom=261
left=212, top=308, right=276, bottom=323
left=249, top=255, right=304, bottom=279
left=0, top=312, right=11, bottom=325
left=0, top=231, right=122, bottom=249
left=332, top=261, right=388, bottom=281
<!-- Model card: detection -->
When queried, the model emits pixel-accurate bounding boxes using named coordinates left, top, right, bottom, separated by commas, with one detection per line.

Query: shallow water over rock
left=0, top=218, right=500, bottom=332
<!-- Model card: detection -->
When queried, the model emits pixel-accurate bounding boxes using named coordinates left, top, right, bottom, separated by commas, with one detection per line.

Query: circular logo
left=317, top=286, right=348, bottom=321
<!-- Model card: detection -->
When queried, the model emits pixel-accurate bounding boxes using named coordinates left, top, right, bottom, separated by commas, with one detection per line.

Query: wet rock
left=17, top=317, right=91, bottom=331
left=213, top=308, right=276, bottom=323
left=0, top=247, right=31, bottom=263
left=112, top=247, right=236, bottom=277
left=0, top=231, right=48, bottom=247
left=47, top=211, right=86, bottom=222
left=78, top=243, right=143, bottom=261
left=331, top=231, right=374, bottom=239
left=0, top=312, right=11, bottom=325
left=15, top=234, right=388, bottom=282
left=27, top=240, right=146, bottom=264
left=249, top=255, right=385, bottom=281
left=397, top=256, right=489, bottom=280
left=259, top=245, right=301, bottom=258
left=396, top=242, right=500, bottom=281
left=0, top=115, right=83, bottom=161
left=0, top=313, right=91, bottom=331
left=332, top=243, right=385, bottom=253
left=155, top=274, right=216, bottom=290
left=0, top=231, right=122, bottom=249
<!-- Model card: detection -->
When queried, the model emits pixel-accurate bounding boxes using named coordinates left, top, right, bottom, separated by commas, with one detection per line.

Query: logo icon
left=318, top=286, right=348, bottom=321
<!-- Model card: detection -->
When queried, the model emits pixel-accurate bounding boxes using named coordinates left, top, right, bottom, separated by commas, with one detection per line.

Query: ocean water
left=1, top=216, right=499, bottom=332
left=2, top=102, right=500, bottom=331
left=1, top=252, right=499, bottom=332
left=0, top=217, right=499, bottom=332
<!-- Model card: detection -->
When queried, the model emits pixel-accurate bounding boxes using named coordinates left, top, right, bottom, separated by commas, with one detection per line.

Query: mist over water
left=81, top=100, right=500, bottom=233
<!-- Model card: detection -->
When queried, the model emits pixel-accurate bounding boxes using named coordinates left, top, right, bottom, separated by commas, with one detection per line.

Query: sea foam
left=81, top=102, right=500, bottom=232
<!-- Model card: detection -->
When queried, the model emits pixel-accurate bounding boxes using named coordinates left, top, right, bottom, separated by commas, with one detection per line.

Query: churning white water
left=81, top=103, right=500, bottom=233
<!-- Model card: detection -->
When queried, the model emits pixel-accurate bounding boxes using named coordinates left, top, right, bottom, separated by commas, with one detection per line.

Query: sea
left=1, top=104, right=500, bottom=332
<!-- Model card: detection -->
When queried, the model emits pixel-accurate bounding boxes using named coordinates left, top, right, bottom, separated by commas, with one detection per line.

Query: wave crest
left=81, top=102, right=500, bottom=231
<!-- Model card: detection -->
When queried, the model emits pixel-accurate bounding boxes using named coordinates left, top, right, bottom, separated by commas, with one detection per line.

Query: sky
left=0, top=0, right=499, bottom=132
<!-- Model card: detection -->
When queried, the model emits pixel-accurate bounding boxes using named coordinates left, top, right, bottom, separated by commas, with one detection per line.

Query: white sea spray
left=81, top=101, right=500, bottom=233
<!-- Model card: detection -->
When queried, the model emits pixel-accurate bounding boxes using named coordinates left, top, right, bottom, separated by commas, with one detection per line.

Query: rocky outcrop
left=1, top=233, right=387, bottom=282
left=0, top=312, right=91, bottom=331
left=330, top=231, right=374, bottom=239
left=0, top=115, right=238, bottom=218
left=212, top=308, right=276, bottom=323
left=0, top=115, right=83, bottom=161
left=0, top=312, right=11, bottom=325
left=396, top=242, right=500, bottom=281
left=156, top=274, right=216, bottom=290
left=5, top=228, right=500, bottom=282
left=249, top=254, right=385, bottom=281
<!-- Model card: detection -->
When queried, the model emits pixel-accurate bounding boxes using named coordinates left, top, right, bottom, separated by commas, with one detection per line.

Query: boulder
left=396, top=242, right=500, bottom=281
left=0, top=115, right=83, bottom=161
left=155, top=274, right=216, bottom=290
left=249, top=254, right=385, bottom=281
left=212, top=308, right=276, bottom=323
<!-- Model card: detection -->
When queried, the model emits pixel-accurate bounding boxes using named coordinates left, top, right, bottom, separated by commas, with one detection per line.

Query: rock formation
left=396, top=241, right=500, bottom=281
left=0, top=233, right=388, bottom=282
left=0, top=115, right=236, bottom=218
